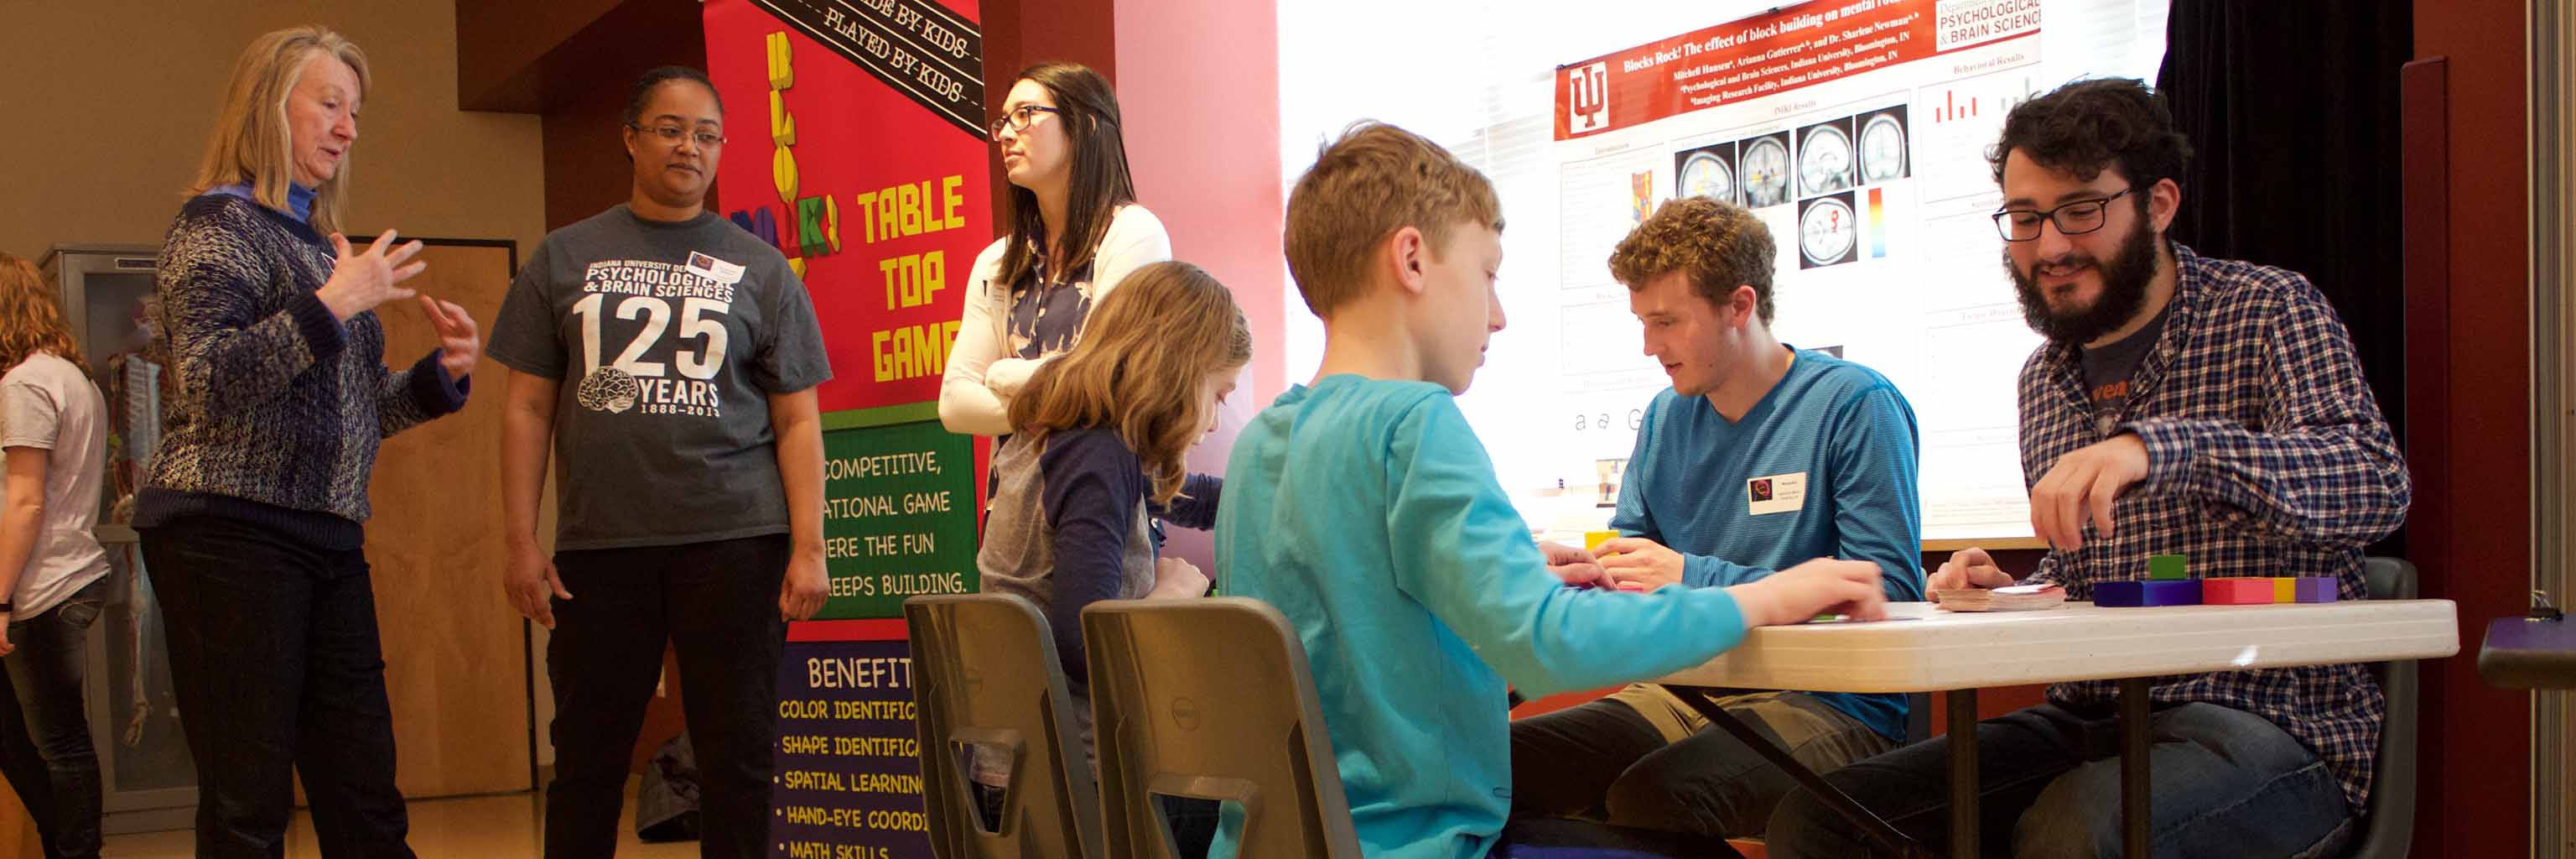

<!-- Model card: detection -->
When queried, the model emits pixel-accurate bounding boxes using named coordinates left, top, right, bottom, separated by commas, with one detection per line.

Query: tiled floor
left=101, top=784, right=701, bottom=858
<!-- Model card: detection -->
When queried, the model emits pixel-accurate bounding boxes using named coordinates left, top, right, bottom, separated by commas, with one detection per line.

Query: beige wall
left=0, top=1, right=545, bottom=261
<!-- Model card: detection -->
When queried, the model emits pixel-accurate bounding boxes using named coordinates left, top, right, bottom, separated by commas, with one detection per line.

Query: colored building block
left=2204, top=577, right=2277, bottom=605
left=2295, top=576, right=2339, bottom=603
left=2096, top=580, right=2202, bottom=607
left=2148, top=554, right=2189, bottom=580
left=1585, top=530, right=1618, bottom=551
left=2274, top=577, right=2298, bottom=603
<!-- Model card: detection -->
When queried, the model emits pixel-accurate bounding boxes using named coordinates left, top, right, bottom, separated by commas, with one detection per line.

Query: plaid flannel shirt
left=2015, top=245, right=2410, bottom=810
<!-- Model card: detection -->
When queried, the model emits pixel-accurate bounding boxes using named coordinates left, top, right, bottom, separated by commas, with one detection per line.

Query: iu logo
left=1568, top=61, right=1609, bottom=133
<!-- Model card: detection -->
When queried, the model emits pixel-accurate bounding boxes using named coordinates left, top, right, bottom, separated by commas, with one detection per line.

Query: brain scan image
left=1861, top=112, right=1908, bottom=184
left=1800, top=123, right=1854, bottom=197
left=1800, top=195, right=1857, bottom=268
left=1740, top=136, right=1791, bottom=208
left=1679, top=150, right=1735, bottom=205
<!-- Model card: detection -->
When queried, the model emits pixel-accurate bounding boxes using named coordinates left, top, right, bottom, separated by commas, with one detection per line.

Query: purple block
left=2095, top=580, right=2203, bottom=607
left=2295, top=576, right=2339, bottom=603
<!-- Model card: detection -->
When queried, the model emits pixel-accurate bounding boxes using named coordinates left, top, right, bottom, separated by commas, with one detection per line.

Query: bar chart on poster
left=1280, top=0, right=2168, bottom=544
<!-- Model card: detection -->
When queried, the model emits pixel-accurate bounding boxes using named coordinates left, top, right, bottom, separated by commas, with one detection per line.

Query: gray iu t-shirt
left=489, top=205, right=832, bottom=551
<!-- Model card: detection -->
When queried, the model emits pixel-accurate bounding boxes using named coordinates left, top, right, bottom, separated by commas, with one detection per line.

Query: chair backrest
left=2345, top=557, right=2418, bottom=859
left=1082, top=597, right=1363, bottom=858
left=905, top=594, right=1102, bottom=859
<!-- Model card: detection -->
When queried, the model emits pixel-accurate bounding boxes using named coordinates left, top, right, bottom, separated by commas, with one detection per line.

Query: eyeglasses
left=1992, top=187, right=2134, bottom=242
left=627, top=122, right=725, bottom=150
left=988, top=105, right=1062, bottom=142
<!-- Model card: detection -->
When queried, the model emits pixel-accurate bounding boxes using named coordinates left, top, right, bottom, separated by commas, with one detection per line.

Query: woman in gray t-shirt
left=488, top=66, right=833, bottom=859
left=0, top=252, right=112, bottom=857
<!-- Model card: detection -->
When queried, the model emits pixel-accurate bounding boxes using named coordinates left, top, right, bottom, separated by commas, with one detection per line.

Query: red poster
left=1555, top=0, right=2038, bottom=140
left=705, top=0, right=993, bottom=414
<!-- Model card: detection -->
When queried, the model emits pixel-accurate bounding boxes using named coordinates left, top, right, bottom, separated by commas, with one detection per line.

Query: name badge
left=1747, top=471, right=1808, bottom=516
left=686, top=251, right=746, bottom=286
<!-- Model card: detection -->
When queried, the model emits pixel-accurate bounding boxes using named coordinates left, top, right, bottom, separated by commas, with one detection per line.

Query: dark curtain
left=2155, top=0, right=2413, bottom=554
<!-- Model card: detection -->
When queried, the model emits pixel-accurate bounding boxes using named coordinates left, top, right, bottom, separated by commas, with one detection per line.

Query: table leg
left=2120, top=676, right=2151, bottom=857
left=1948, top=688, right=1978, bottom=859
left=1657, top=685, right=1928, bottom=856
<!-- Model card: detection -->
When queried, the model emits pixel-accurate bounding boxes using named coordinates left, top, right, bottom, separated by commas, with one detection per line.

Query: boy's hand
left=1726, top=558, right=1887, bottom=627
left=1537, top=541, right=1604, bottom=586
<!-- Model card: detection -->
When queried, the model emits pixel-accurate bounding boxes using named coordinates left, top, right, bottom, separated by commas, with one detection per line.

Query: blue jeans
left=1765, top=702, right=2355, bottom=858
left=0, top=575, right=109, bottom=859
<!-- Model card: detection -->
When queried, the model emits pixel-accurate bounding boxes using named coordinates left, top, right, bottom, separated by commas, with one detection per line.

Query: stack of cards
left=1935, top=583, right=2067, bottom=612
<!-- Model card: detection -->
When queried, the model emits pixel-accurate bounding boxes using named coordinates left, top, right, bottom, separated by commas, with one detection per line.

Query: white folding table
left=1653, top=600, right=2459, bottom=858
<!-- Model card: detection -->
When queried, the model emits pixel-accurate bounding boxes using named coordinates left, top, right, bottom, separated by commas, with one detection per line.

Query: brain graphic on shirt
left=576, top=367, right=639, bottom=414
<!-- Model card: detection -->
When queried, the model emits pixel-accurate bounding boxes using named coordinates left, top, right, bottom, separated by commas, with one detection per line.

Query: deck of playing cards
left=1935, top=583, right=2066, bottom=612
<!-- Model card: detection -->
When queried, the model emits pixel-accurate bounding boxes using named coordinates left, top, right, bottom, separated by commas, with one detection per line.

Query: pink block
left=2203, top=578, right=2276, bottom=605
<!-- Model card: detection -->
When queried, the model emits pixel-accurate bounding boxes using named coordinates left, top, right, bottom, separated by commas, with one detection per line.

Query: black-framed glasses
left=627, top=122, right=725, bottom=149
left=989, top=105, right=1062, bottom=141
left=1992, top=187, right=2134, bottom=242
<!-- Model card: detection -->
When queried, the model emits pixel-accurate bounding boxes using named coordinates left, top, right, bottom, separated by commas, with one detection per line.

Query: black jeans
left=545, top=534, right=788, bottom=859
left=0, top=575, right=109, bottom=859
left=141, top=515, right=413, bottom=858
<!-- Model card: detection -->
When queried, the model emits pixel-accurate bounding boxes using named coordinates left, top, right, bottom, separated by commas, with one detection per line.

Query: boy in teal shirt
left=1215, top=122, right=1889, bottom=859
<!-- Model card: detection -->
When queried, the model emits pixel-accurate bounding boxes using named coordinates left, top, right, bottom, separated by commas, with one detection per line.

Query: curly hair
left=1607, top=195, right=1777, bottom=323
left=1987, top=78, right=2193, bottom=207
left=0, top=253, right=84, bottom=375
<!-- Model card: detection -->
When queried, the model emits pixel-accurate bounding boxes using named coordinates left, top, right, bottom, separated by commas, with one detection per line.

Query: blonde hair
left=1008, top=262, right=1251, bottom=505
left=0, top=253, right=85, bottom=375
left=1610, top=195, right=1778, bottom=323
left=1283, top=122, right=1503, bottom=317
left=189, top=26, right=371, bottom=233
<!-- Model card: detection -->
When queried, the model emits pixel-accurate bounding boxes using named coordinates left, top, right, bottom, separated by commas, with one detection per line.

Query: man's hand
left=2028, top=433, right=2150, bottom=550
left=1597, top=537, right=1686, bottom=591
left=1926, top=548, right=2016, bottom=598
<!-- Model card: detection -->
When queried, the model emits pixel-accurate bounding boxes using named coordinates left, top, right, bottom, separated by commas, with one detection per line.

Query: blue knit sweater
left=137, top=192, right=468, bottom=549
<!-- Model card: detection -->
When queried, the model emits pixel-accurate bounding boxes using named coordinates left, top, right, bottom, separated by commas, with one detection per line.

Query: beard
left=2008, top=217, right=2162, bottom=345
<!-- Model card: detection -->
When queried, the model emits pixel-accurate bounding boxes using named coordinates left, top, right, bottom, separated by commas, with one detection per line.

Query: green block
left=2148, top=554, right=2189, bottom=580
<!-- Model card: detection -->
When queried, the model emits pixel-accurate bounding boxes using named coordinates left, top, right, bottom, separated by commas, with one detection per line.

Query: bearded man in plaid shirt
left=1766, top=77, right=2408, bottom=859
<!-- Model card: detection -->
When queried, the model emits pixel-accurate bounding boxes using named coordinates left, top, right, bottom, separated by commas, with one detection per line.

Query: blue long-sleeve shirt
left=1218, top=376, right=1752, bottom=859
left=1612, top=346, right=1923, bottom=740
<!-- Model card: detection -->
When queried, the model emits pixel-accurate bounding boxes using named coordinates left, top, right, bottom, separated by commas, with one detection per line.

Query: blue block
left=2096, top=580, right=2202, bottom=607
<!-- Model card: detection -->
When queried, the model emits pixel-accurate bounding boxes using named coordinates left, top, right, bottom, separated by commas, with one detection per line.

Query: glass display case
left=37, top=245, right=196, bottom=835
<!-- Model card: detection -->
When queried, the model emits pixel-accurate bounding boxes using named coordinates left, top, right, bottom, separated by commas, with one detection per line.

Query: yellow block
left=1585, top=530, right=1619, bottom=551
left=2273, top=577, right=2297, bottom=603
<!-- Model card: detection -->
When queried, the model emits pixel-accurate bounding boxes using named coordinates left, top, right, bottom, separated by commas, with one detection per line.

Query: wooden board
left=360, top=239, right=533, bottom=799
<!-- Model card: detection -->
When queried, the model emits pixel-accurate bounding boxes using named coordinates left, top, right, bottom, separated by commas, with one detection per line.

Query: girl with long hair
left=972, top=261, right=1245, bottom=854
left=0, top=252, right=111, bottom=859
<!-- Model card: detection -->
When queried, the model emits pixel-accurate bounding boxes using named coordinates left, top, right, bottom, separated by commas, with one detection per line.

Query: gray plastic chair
left=2345, top=556, right=2419, bottom=859
left=905, top=594, right=1103, bottom=859
left=1081, top=597, right=1363, bottom=858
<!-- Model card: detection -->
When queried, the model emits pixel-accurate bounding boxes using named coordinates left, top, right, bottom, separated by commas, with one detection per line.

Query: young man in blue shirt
left=1509, top=195, right=1924, bottom=841
left=1767, top=78, right=2407, bottom=859
left=1214, top=122, right=1892, bottom=859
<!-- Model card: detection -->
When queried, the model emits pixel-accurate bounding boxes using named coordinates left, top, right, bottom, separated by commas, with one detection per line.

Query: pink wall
left=2407, top=0, right=2532, bottom=853
left=1113, top=0, right=1287, bottom=570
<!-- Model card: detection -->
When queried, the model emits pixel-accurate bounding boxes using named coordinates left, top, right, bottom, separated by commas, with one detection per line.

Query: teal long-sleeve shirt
left=1217, top=375, right=1752, bottom=859
left=1613, top=346, right=1924, bottom=740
